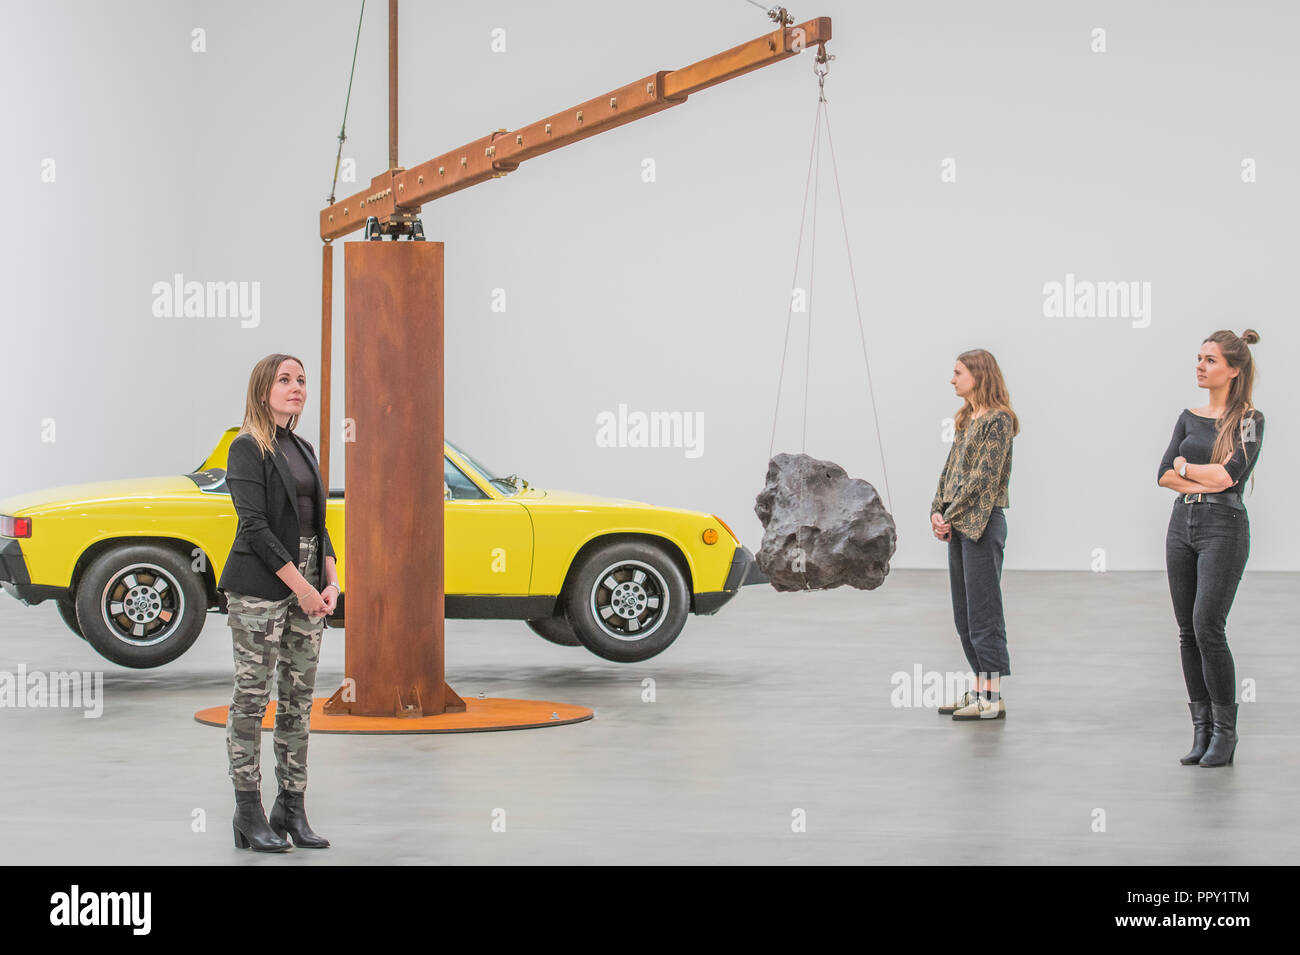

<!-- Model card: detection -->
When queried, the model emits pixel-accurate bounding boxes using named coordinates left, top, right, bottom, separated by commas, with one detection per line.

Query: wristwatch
left=1178, top=462, right=1188, bottom=478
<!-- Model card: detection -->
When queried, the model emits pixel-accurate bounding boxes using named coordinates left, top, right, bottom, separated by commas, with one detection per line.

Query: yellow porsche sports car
left=0, top=429, right=758, bottom=669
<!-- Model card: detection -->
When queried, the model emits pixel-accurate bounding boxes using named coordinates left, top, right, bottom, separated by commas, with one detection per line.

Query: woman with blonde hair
left=217, top=353, right=338, bottom=850
left=1158, top=329, right=1264, bottom=767
left=930, top=349, right=1019, bottom=720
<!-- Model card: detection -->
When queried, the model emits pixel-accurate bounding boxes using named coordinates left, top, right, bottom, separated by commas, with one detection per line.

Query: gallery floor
left=1, top=569, right=1295, bottom=865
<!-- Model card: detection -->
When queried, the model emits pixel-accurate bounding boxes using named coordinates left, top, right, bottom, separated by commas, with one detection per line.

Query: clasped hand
left=296, top=584, right=337, bottom=620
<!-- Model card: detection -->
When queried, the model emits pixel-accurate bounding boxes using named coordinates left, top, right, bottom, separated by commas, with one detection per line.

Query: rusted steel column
left=319, top=241, right=333, bottom=485
left=388, top=0, right=398, bottom=170
left=325, top=240, right=464, bottom=717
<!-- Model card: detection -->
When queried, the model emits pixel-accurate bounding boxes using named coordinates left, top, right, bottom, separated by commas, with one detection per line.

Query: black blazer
left=217, top=428, right=336, bottom=601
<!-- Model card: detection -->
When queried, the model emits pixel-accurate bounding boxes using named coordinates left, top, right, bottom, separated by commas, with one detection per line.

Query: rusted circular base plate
left=194, top=697, right=594, bottom=734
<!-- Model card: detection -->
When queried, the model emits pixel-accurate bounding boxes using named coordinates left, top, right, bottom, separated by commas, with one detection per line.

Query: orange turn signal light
left=702, top=528, right=718, bottom=545
left=711, top=515, right=741, bottom=546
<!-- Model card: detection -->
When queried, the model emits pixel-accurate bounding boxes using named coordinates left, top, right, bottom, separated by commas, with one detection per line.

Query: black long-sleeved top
left=275, top=423, right=318, bottom=539
left=1157, top=408, right=1265, bottom=494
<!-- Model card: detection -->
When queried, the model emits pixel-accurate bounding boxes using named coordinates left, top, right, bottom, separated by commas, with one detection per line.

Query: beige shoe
left=938, top=690, right=977, bottom=715
left=952, top=696, right=1006, bottom=721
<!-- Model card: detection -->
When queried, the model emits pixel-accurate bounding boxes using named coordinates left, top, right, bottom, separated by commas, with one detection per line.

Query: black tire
left=526, top=616, right=582, bottom=646
left=74, top=543, right=207, bottom=668
left=564, top=540, right=690, bottom=663
left=56, top=596, right=86, bottom=640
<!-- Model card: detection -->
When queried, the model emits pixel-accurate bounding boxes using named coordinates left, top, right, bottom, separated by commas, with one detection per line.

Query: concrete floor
left=0, top=569, right=1295, bottom=865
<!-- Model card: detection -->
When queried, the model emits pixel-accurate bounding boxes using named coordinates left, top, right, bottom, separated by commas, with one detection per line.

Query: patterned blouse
left=930, top=409, right=1014, bottom=542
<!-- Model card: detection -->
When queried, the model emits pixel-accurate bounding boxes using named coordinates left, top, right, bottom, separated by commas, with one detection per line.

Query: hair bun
left=1241, top=328, right=1260, bottom=345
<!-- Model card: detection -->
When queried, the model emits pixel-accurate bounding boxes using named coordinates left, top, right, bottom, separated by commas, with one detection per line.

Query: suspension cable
left=766, top=52, right=894, bottom=513
left=823, top=101, right=893, bottom=513
left=768, top=104, right=822, bottom=462
left=328, top=0, right=367, bottom=206
left=802, top=103, right=822, bottom=453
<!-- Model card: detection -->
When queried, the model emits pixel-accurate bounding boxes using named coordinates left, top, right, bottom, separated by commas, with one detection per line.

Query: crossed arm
left=1156, top=413, right=1254, bottom=494
left=1158, top=461, right=1230, bottom=495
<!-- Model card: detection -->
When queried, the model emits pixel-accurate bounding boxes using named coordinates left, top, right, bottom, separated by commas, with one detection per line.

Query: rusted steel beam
left=663, top=16, right=831, bottom=98
left=319, top=17, right=831, bottom=240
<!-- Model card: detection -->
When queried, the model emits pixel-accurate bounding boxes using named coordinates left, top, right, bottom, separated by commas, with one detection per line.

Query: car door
left=443, top=455, right=533, bottom=595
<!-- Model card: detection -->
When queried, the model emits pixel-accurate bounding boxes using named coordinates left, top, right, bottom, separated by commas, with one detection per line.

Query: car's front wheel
left=564, top=540, right=690, bottom=663
left=74, top=544, right=207, bottom=668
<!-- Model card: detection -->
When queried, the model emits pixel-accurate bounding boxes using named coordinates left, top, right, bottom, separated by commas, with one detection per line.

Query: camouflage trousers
left=225, top=535, right=325, bottom=793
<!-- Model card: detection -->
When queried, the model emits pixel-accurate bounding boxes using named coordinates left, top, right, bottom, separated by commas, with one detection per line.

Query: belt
left=1178, top=491, right=1244, bottom=509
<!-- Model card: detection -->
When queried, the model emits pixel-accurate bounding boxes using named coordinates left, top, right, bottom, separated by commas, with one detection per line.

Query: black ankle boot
left=1199, top=703, right=1238, bottom=767
left=1179, top=700, right=1213, bottom=765
left=269, top=790, right=330, bottom=848
left=233, top=789, right=291, bottom=851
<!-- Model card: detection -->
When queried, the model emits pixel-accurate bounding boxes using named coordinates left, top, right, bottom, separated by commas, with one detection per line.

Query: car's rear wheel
left=564, top=540, right=689, bottom=663
left=526, top=616, right=582, bottom=646
left=75, top=544, right=207, bottom=668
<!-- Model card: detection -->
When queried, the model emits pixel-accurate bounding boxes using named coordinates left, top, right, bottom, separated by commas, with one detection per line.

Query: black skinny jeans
left=1165, top=498, right=1249, bottom=705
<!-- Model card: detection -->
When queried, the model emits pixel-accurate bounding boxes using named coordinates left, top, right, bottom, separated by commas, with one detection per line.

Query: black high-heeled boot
left=233, top=789, right=291, bottom=851
left=1179, top=700, right=1213, bottom=765
left=1199, top=703, right=1238, bottom=767
left=269, top=789, right=331, bottom=848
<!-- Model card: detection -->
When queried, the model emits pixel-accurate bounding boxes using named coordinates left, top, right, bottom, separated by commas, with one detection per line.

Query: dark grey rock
left=753, top=453, right=896, bottom=592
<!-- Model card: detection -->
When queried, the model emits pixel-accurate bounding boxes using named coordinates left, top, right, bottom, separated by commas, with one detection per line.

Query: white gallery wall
left=2, top=0, right=1295, bottom=571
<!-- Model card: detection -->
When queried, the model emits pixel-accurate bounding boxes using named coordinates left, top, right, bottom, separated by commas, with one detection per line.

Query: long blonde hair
left=954, top=349, right=1020, bottom=436
left=238, top=353, right=305, bottom=455
left=1203, top=329, right=1261, bottom=492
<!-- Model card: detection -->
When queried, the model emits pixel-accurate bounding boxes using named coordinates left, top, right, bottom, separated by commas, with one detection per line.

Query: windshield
left=446, top=439, right=522, bottom=497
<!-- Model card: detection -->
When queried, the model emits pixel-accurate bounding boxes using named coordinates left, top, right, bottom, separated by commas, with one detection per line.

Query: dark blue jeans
left=1166, top=499, right=1249, bottom=705
left=947, top=506, right=1010, bottom=679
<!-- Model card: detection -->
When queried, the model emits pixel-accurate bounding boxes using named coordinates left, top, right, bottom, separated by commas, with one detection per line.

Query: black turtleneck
left=274, top=424, right=319, bottom=539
